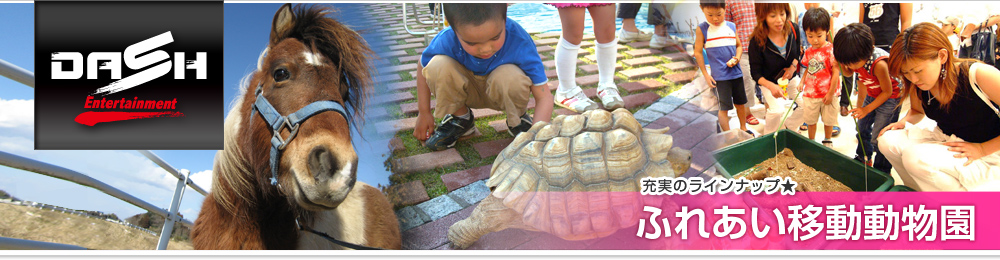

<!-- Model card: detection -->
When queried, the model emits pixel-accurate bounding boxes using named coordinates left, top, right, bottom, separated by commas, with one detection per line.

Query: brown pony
left=191, top=4, right=401, bottom=250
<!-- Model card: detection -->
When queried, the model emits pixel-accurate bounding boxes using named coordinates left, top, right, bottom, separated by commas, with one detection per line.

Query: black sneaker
left=424, top=112, right=475, bottom=151
left=508, top=113, right=532, bottom=137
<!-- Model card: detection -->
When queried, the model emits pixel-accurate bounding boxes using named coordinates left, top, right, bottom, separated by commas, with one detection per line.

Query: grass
left=0, top=203, right=192, bottom=250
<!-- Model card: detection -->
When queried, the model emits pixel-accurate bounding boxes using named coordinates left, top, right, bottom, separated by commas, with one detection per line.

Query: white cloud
left=188, top=169, right=213, bottom=193
left=181, top=208, right=196, bottom=217
left=0, top=98, right=34, bottom=142
left=0, top=98, right=33, bottom=128
left=0, top=134, right=33, bottom=155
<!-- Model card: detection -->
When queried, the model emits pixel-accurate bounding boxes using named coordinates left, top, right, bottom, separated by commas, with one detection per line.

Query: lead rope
left=296, top=218, right=383, bottom=250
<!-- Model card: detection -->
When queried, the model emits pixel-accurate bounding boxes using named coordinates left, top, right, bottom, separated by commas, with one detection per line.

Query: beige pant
left=802, top=96, right=839, bottom=126
left=879, top=125, right=1000, bottom=191
left=423, top=55, right=532, bottom=126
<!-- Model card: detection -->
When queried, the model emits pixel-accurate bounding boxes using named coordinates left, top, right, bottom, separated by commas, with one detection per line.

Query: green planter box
left=888, top=185, right=916, bottom=192
left=712, top=129, right=894, bottom=192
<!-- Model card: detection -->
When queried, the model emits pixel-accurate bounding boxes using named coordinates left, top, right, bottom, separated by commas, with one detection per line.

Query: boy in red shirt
left=799, top=8, right=840, bottom=146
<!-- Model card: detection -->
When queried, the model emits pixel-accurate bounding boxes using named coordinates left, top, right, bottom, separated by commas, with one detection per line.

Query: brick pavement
left=364, top=3, right=721, bottom=250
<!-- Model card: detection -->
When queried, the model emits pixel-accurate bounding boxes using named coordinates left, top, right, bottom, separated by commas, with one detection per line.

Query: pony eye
left=273, top=68, right=290, bottom=82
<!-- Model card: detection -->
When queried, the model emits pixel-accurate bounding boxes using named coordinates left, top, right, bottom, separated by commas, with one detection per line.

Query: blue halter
left=251, top=83, right=350, bottom=186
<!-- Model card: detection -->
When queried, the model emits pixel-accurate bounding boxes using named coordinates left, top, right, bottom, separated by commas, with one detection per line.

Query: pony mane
left=278, top=4, right=373, bottom=126
left=211, top=4, right=374, bottom=219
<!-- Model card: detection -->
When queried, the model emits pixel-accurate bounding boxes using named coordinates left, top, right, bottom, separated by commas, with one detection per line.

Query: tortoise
left=447, top=108, right=692, bottom=249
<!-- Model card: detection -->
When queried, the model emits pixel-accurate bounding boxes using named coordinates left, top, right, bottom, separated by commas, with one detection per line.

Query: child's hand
left=413, top=113, right=435, bottom=141
left=726, top=57, right=738, bottom=67
left=878, top=121, right=906, bottom=138
left=823, top=93, right=835, bottom=105
left=705, top=74, right=717, bottom=88
left=849, top=107, right=870, bottom=119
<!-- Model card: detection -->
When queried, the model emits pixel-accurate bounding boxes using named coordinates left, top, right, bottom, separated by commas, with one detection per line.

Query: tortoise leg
left=448, top=195, right=523, bottom=249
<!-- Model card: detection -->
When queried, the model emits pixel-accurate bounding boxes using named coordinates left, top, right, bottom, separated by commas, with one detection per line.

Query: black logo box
left=35, top=1, right=223, bottom=150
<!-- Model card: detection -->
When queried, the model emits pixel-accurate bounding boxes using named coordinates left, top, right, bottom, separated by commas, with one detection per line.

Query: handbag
left=959, top=22, right=997, bottom=66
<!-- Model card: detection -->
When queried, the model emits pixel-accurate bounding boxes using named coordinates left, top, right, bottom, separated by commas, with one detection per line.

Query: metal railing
left=0, top=59, right=206, bottom=250
left=401, top=3, right=444, bottom=44
left=0, top=59, right=33, bottom=88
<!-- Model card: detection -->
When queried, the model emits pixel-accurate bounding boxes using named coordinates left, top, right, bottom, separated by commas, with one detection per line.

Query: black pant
left=840, top=74, right=854, bottom=108
left=617, top=3, right=641, bottom=19
left=714, top=78, right=748, bottom=111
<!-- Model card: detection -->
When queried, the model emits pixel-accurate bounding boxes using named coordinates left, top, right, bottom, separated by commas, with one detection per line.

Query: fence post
left=156, top=169, right=190, bottom=250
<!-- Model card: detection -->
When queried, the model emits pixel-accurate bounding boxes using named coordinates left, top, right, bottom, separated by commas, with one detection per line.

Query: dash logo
left=50, top=31, right=207, bottom=126
left=52, top=31, right=207, bottom=95
left=36, top=1, right=223, bottom=150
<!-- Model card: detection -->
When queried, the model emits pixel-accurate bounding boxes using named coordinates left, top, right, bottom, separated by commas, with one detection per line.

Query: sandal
left=822, top=140, right=833, bottom=148
left=745, top=129, right=756, bottom=137
left=746, top=114, right=759, bottom=125
left=799, top=123, right=808, bottom=131
left=832, top=126, right=841, bottom=136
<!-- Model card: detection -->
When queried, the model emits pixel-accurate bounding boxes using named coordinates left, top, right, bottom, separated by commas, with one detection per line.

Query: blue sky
left=0, top=3, right=393, bottom=223
left=0, top=3, right=34, bottom=100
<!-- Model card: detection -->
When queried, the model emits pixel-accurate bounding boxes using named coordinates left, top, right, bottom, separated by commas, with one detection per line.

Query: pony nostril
left=308, top=146, right=338, bottom=181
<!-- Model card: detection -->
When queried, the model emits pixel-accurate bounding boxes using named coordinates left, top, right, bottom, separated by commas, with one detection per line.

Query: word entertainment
left=84, top=96, right=178, bottom=110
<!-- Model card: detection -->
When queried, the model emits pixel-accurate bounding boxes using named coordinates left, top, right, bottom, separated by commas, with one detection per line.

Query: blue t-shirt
left=420, top=18, right=548, bottom=86
left=699, top=21, right=743, bottom=81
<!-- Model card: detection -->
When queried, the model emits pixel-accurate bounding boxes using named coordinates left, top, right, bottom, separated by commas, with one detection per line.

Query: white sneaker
left=597, top=84, right=624, bottom=110
left=618, top=29, right=652, bottom=43
left=554, top=87, right=598, bottom=113
left=649, top=34, right=670, bottom=49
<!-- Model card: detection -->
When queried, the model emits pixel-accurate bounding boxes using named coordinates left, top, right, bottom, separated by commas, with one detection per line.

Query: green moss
left=398, top=70, right=414, bottom=82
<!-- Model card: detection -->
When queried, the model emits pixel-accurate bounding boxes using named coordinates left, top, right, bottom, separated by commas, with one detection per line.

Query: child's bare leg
left=807, top=124, right=817, bottom=140
left=587, top=4, right=616, bottom=43
left=622, top=18, right=639, bottom=33
left=824, top=125, right=834, bottom=140
left=734, top=104, right=748, bottom=131
left=719, top=110, right=731, bottom=131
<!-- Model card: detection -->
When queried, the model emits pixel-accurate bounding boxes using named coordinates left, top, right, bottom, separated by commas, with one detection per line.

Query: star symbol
left=780, top=177, right=797, bottom=195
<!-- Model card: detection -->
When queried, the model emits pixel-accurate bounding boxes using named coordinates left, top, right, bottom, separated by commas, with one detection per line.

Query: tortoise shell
left=485, top=108, right=691, bottom=240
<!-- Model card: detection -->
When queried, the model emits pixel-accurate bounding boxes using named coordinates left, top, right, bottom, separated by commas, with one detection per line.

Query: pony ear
left=270, top=4, right=295, bottom=45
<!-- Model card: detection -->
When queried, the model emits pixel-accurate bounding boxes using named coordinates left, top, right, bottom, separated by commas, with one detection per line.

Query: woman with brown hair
left=748, top=3, right=801, bottom=111
left=878, top=22, right=1000, bottom=191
